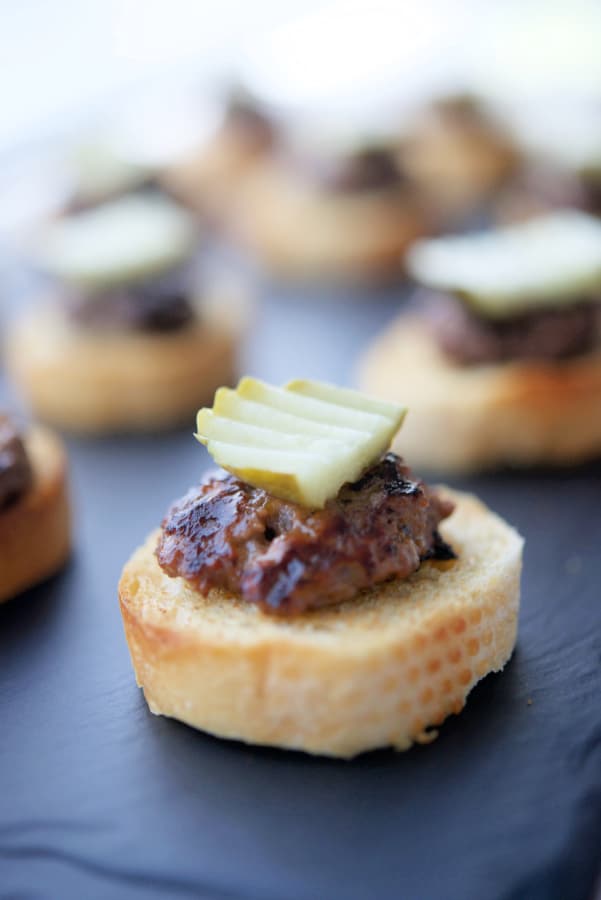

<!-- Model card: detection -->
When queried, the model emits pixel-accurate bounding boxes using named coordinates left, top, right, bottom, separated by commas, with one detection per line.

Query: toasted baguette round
left=400, top=113, right=517, bottom=226
left=6, top=293, right=247, bottom=434
left=119, top=489, right=522, bottom=757
left=358, top=316, right=601, bottom=472
left=162, top=127, right=270, bottom=218
left=229, top=158, right=427, bottom=281
left=0, top=425, right=71, bottom=603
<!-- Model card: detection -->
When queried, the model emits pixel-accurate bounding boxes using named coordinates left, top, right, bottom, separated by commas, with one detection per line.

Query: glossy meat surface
left=157, top=453, right=455, bottom=615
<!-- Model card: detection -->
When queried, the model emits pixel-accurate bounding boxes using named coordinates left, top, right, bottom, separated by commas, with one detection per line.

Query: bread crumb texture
left=119, top=489, right=523, bottom=757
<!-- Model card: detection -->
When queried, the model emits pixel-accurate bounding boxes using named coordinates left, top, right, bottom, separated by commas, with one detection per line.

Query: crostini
left=119, top=378, right=523, bottom=756
left=359, top=211, right=601, bottom=471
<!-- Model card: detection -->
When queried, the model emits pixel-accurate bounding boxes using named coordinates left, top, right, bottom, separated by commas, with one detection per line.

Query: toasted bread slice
left=118, top=489, right=522, bottom=757
left=229, top=158, right=427, bottom=281
left=358, top=316, right=601, bottom=472
left=0, top=426, right=71, bottom=603
left=6, top=294, right=247, bottom=434
left=162, top=126, right=269, bottom=218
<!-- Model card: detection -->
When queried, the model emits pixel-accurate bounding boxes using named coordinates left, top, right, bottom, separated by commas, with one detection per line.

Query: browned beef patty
left=65, top=263, right=196, bottom=333
left=156, top=453, right=455, bottom=616
left=421, top=290, right=601, bottom=365
left=0, top=417, right=33, bottom=511
left=286, top=146, right=404, bottom=194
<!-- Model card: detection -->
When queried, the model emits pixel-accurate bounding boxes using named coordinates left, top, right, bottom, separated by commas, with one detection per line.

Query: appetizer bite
left=58, top=89, right=253, bottom=216
left=62, top=134, right=155, bottom=215
left=119, top=377, right=523, bottom=757
left=399, top=95, right=518, bottom=227
left=6, top=194, right=246, bottom=434
left=230, top=128, right=427, bottom=282
left=494, top=102, right=601, bottom=223
left=0, top=416, right=70, bottom=603
left=162, top=89, right=277, bottom=219
left=359, top=211, right=601, bottom=471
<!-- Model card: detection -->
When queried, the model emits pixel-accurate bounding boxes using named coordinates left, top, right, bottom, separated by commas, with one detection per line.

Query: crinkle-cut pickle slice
left=285, top=378, right=404, bottom=422
left=237, top=376, right=394, bottom=432
left=195, top=377, right=407, bottom=508
left=212, top=388, right=369, bottom=441
left=196, top=409, right=349, bottom=456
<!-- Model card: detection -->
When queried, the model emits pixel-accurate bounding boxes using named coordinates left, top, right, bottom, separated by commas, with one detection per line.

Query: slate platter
left=1, top=284, right=600, bottom=900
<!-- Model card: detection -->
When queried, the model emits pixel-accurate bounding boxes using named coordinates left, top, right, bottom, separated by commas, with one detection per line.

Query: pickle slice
left=205, top=442, right=340, bottom=509
left=38, top=194, right=196, bottom=289
left=236, top=377, right=394, bottom=432
left=407, top=210, right=601, bottom=318
left=212, top=388, right=368, bottom=441
left=195, top=377, right=407, bottom=508
left=285, top=378, right=406, bottom=424
left=196, top=409, right=348, bottom=456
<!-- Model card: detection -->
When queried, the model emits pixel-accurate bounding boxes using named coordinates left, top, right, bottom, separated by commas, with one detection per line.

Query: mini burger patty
left=0, top=417, right=33, bottom=511
left=421, top=290, right=601, bottom=365
left=65, top=263, right=196, bottom=333
left=156, top=453, right=455, bottom=615
left=289, top=147, right=404, bottom=194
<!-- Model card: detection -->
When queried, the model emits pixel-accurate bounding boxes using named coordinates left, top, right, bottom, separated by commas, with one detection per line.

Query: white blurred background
left=2, top=0, right=600, bottom=154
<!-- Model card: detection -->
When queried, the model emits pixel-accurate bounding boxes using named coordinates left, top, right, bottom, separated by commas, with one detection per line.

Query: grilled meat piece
left=0, top=417, right=33, bottom=511
left=421, top=290, right=601, bottom=365
left=310, top=147, right=403, bottom=194
left=157, top=453, right=455, bottom=616
left=291, top=146, right=404, bottom=194
left=65, top=263, right=196, bottom=333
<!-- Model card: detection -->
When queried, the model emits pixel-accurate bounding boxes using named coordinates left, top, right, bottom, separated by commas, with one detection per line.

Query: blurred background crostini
left=358, top=211, right=601, bottom=472
left=5, top=192, right=249, bottom=433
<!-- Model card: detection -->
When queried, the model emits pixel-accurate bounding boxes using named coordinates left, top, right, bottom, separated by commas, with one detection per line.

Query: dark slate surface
left=1, top=284, right=600, bottom=900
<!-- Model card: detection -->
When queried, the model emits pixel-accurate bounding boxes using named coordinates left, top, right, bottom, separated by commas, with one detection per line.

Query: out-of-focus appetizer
left=162, top=89, right=277, bottom=219
left=56, top=87, right=273, bottom=219
left=398, top=95, right=518, bottom=226
left=6, top=194, right=247, bottom=434
left=359, top=211, right=601, bottom=471
left=230, top=128, right=428, bottom=282
left=0, top=416, right=70, bottom=603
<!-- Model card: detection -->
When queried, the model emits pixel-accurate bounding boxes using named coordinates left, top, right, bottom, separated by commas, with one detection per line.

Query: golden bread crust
left=118, top=489, right=522, bottom=757
left=0, top=425, right=71, bottom=603
left=358, top=316, right=601, bottom=472
left=229, top=159, right=427, bottom=280
left=400, top=121, right=517, bottom=224
left=6, top=295, right=247, bottom=434
left=162, top=129, right=266, bottom=217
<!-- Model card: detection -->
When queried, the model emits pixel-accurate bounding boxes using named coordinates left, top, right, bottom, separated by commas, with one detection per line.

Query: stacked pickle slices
left=195, top=377, right=406, bottom=508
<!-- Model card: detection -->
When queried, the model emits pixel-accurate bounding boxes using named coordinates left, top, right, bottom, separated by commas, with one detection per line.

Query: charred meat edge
left=157, top=453, right=455, bottom=616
